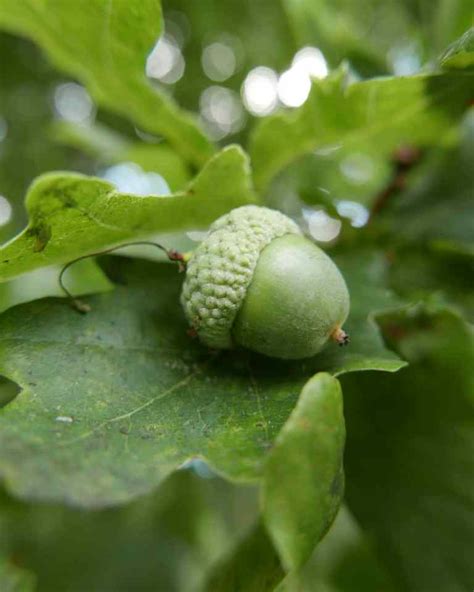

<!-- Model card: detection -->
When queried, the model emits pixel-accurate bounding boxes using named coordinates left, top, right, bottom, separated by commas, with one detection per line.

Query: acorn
left=181, top=206, right=349, bottom=359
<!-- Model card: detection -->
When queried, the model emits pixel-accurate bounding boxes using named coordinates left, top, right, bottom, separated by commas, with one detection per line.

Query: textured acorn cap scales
left=180, top=205, right=301, bottom=349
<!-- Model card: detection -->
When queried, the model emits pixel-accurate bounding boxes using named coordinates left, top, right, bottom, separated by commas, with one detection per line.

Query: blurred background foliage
left=0, top=0, right=472, bottom=590
left=1, top=0, right=471, bottom=240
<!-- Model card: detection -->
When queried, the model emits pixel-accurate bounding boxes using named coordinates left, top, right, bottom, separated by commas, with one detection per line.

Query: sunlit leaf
left=0, top=145, right=256, bottom=282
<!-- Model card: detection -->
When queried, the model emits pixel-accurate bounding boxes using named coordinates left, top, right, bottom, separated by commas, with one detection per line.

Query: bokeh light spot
left=202, top=42, right=237, bottom=82
left=293, top=46, right=328, bottom=80
left=53, top=83, right=95, bottom=124
left=200, top=86, right=245, bottom=140
left=336, top=200, right=370, bottom=228
left=102, top=163, right=171, bottom=196
left=303, top=207, right=341, bottom=242
left=242, top=67, right=278, bottom=116
left=389, top=43, right=421, bottom=75
left=277, top=47, right=328, bottom=109
left=277, top=68, right=311, bottom=108
left=146, top=34, right=185, bottom=85
left=0, top=195, right=13, bottom=226
left=340, top=153, right=374, bottom=185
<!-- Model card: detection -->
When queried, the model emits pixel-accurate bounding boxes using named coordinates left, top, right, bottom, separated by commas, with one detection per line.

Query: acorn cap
left=180, top=205, right=301, bottom=349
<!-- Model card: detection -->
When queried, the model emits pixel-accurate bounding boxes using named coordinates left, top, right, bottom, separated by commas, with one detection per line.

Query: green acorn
left=181, top=205, right=349, bottom=359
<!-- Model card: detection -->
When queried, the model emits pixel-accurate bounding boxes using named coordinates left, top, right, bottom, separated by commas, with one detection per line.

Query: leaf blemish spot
left=27, top=222, right=52, bottom=252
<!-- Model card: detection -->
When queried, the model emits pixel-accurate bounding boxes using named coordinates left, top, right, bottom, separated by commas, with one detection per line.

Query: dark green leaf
left=342, top=306, right=474, bottom=592
left=0, top=0, right=214, bottom=166
left=0, top=251, right=403, bottom=507
left=0, top=145, right=256, bottom=282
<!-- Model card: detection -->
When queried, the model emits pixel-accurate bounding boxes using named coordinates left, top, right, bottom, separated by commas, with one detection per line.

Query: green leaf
left=0, top=0, right=214, bottom=166
left=342, top=306, right=474, bottom=591
left=250, top=67, right=473, bottom=192
left=0, top=145, right=256, bottom=282
left=52, top=121, right=191, bottom=192
left=263, top=373, right=345, bottom=570
left=440, top=27, right=474, bottom=69
left=0, top=250, right=403, bottom=508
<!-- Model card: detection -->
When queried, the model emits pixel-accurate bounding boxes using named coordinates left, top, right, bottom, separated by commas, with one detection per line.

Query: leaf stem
left=59, top=241, right=187, bottom=313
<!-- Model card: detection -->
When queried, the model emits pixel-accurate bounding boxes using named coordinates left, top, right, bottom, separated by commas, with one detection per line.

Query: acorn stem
left=331, top=326, right=350, bottom=346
